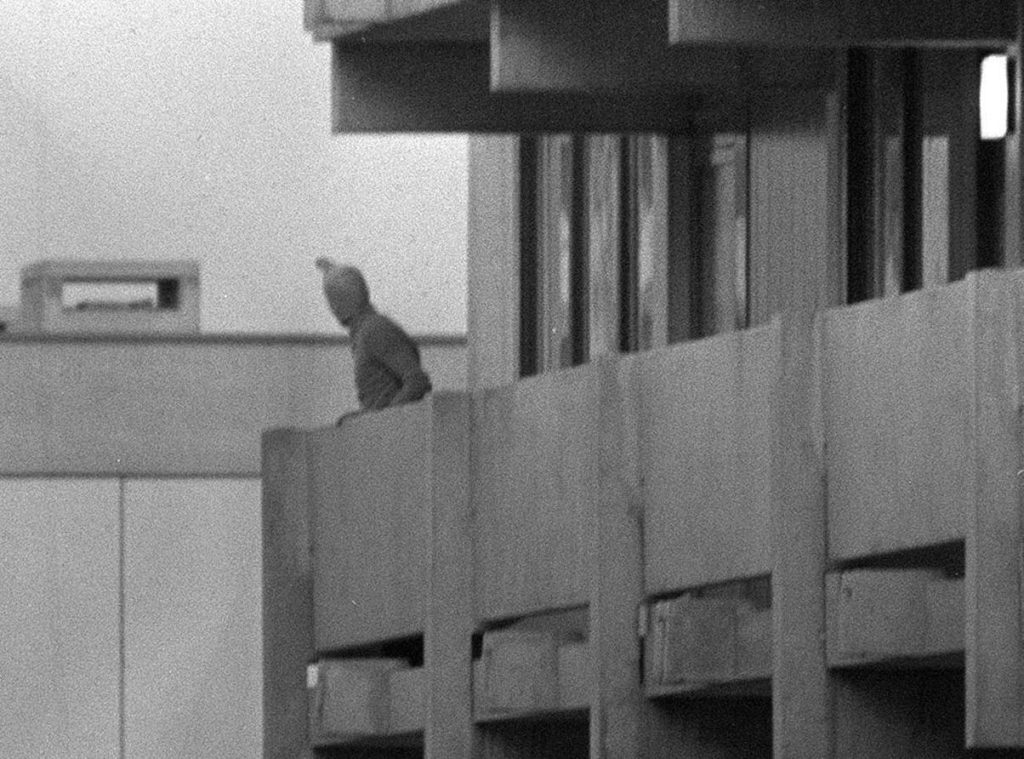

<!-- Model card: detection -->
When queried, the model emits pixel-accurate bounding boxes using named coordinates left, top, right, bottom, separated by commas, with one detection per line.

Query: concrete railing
left=266, top=269, right=1024, bottom=756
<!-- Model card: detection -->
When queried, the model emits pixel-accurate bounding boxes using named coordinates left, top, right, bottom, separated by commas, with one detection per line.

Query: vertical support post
left=261, top=428, right=316, bottom=759
left=468, top=135, right=522, bottom=390
left=424, top=394, right=477, bottom=759
left=588, top=357, right=693, bottom=758
left=1006, top=0, right=1024, bottom=270
left=302, top=0, right=319, bottom=33
left=965, top=271, right=1024, bottom=748
left=825, top=55, right=848, bottom=307
left=770, top=312, right=832, bottom=759
left=588, top=357, right=645, bottom=759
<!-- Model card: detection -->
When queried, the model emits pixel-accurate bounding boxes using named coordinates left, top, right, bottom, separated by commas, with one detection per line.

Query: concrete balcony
left=264, top=269, right=1024, bottom=756
left=309, top=399, right=439, bottom=649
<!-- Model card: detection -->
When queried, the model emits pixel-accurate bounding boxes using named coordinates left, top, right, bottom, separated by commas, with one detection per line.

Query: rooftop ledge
left=0, top=331, right=466, bottom=346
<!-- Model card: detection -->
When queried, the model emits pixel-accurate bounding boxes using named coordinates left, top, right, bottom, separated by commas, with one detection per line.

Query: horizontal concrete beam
left=670, top=0, right=1016, bottom=46
left=331, top=42, right=705, bottom=132
left=490, top=0, right=837, bottom=94
left=311, top=0, right=1016, bottom=47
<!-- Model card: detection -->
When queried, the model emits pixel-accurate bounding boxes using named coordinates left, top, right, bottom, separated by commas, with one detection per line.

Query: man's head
left=316, top=257, right=370, bottom=327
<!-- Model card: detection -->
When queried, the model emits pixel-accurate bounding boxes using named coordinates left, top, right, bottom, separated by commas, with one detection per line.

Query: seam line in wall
left=118, top=476, right=126, bottom=759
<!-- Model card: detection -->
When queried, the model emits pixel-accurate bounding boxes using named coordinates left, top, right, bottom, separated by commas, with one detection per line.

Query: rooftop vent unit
left=20, top=260, right=200, bottom=335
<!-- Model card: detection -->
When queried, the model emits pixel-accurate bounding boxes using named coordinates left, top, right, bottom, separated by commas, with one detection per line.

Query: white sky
left=0, top=1, right=468, bottom=335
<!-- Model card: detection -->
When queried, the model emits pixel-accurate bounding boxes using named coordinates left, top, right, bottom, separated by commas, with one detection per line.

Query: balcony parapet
left=308, top=400, right=436, bottom=649
left=822, top=276, right=977, bottom=560
left=264, top=268, right=1024, bottom=756
left=263, top=392, right=474, bottom=757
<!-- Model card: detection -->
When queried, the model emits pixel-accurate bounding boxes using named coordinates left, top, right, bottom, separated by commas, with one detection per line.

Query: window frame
left=519, top=129, right=753, bottom=375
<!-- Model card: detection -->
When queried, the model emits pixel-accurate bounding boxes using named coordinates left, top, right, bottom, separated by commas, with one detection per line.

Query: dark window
left=519, top=136, right=540, bottom=378
left=520, top=131, right=751, bottom=374
left=666, top=134, right=749, bottom=342
left=621, top=136, right=671, bottom=352
left=519, top=134, right=589, bottom=376
left=157, top=278, right=181, bottom=310
left=846, top=48, right=1009, bottom=303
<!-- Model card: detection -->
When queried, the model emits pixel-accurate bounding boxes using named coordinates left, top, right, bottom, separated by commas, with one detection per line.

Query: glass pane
left=697, top=133, right=748, bottom=336
left=635, top=135, right=669, bottom=351
left=537, top=135, right=576, bottom=371
left=586, top=135, right=621, bottom=358
left=62, top=281, right=158, bottom=310
left=920, top=134, right=950, bottom=287
left=914, top=50, right=985, bottom=288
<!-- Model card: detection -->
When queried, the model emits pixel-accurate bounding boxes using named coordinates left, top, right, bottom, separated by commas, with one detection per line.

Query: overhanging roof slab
left=331, top=42, right=706, bottom=133
left=669, top=0, right=1017, bottom=47
left=307, top=0, right=487, bottom=43
left=489, top=0, right=838, bottom=94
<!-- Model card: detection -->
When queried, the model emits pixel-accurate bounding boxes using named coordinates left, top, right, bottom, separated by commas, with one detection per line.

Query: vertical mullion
left=1012, top=4, right=1024, bottom=270
left=635, top=135, right=669, bottom=349
left=870, top=55, right=887, bottom=296
left=620, top=137, right=639, bottom=353
left=902, top=50, right=923, bottom=292
left=734, top=133, right=752, bottom=330
left=585, top=134, right=624, bottom=361
left=118, top=477, right=126, bottom=759
left=846, top=48, right=878, bottom=303
left=572, top=134, right=590, bottom=366
left=665, top=136, right=695, bottom=344
left=977, top=50, right=1008, bottom=271
left=875, top=50, right=907, bottom=298
left=1003, top=39, right=1021, bottom=270
left=519, top=135, right=539, bottom=378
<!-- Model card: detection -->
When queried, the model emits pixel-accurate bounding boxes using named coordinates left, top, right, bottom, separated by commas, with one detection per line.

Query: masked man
left=316, top=257, right=432, bottom=422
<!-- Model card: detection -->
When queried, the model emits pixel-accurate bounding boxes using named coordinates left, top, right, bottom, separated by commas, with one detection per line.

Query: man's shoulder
left=360, top=312, right=416, bottom=348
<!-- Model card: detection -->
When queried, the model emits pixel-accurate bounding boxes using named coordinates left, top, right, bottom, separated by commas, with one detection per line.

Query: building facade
left=263, top=3, right=1024, bottom=758
left=0, top=327, right=465, bottom=759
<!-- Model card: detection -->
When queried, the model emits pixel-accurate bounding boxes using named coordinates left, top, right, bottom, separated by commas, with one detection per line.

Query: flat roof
left=21, top=259, right=201, bottom=282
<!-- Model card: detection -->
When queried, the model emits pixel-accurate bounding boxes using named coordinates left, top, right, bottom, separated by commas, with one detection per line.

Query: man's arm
left=366, top=320, right=433, bottom=407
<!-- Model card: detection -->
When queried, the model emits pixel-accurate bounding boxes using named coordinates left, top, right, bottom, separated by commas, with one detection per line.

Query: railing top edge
left=818, top=270, right=1024, bottom=328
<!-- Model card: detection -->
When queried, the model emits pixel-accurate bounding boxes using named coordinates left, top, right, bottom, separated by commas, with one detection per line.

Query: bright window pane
left=586, top=135, right=621, bottom=358
left=62, top=281, right=158, bottom=310
left=537, top=135, right=576, bottom=370
left=696, top=133, right=748, bottom=336
left=635, top=135, right=670, bottom=351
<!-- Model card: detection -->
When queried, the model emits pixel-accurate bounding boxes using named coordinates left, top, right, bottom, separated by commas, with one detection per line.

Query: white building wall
left=0, top=477, right=263, bottom=759
left=0, top=334, right=464, bottom=757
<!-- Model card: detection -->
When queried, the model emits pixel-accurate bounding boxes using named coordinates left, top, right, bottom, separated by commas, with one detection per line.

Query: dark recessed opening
left=157, top=278, right=181, bottom=309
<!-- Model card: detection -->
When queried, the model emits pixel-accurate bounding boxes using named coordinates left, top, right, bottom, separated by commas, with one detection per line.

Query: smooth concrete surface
left=1, top=477, right=262, bottom=759
left=123, top=478, right=262, bottom=759
left=0, top=478, right=121, bottom=759
left=0, top=334, right=465, bottom=476
left=823, top=279, right=974, bottom=559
